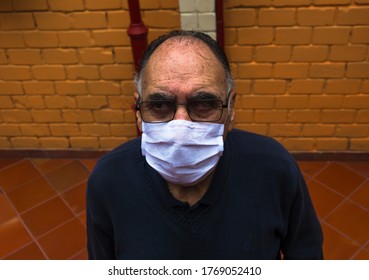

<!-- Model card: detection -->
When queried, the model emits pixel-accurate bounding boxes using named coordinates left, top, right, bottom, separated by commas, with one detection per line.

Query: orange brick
left=50, top=124, right=80, bottom=136
left=238, top=63, right=273, bottom=78
left=0, top=124, right=21, bottom=136
left=34, top=12, right=70, bottom=30
left=350, top=139, right=369, bottom=151
left=255, top=46, right=291, bottom=62
left=0, top=0, right=12, bottom=11
left=347, top=63, right=369, bottom=78
left=233, top=110, right=253, bottom=122
left=288, top=110, right=320, bottom=122
left=67, top=66, right=100, bottom=80
left=225, top=28, right=237, bottom=45
left=12, top=0, right=47, bottom=11
left=337, top=7, right=369, bottom=25
left=101, top=65, right=134, bottom=80
left=0, top=32, right=25, bottom=48
left=343, top=96, right=369, bottom=109
left=302, top=124, right=335, bottom=136
left=274, top=63, right=309, bottom=78
left=275, top=96, right=308, bottom=108
left=275, top=27, right=312, bottom=45
left=362, top=81, right=369, bottom=93
left=59, top=31, right=93, bottom=47
left=336, top=125, right=369, bottom=137
left=0, top=82, right=23, bottom=95
left=253, top=80, right=287, bottom=94
left=24, top=31, right=59, bottom=47
left=140, top=0, right=160, bottom=9
left=254, top=110, right=287, bottom=123
left=48, top=0, right=84, bottom=11
left=19, top=124, right=50, bottom=136
left=85, top=0, right=121, bottom=10
left=357, top=110, right=369, bottom=123
left=314, top=0, right=351, bottom=4
left=292, top=46, right=329, bottom=62
left=316, top=138, right=348, bottom=151
left=55, top=81, right=87, bottom=95
left=239, top=96, right=274, bottom=109
left=225, top=46, right=253, bottom=62
left=93, top=110, right=125, bottom=123
left=143, top=11, right=179, bottom=28
left=79, top=48, right=114, bottom=64
left=7, top=50, right=42, bottom=65
left=23, top=81, right=54, bottom=95
left=70, top=137, right=99, bottom=149
left=32, top=65, right=66, bottom=80
left=11, top=137, right=40, bottom=149
left=80, top=124, right=110, bottom=136
left=321, top=110, right=355, bottom=123
left=76, top=96, right=107, bottom=109
left=94, top=30, right=130, bottom=46
left=159, top=0, right=178, bottom=9
left=1, top=110, right=33, bottom=123
left=259, top=8, right=295, bottom=26
left=120, top=80, right=135, bottom=96
left=0, top=66, right=31, bottom=80
left=114, top=47, right=133, bottom=63
left=281, top=138, right=315, bottom=151
left=289, top=79, right=324, bottom=94
left=13, top=96, right=45, bottom=109
left=42, top=49, right=78, bottom=64
left=44, top=96, right=76, bottom=109
left=313, top=27, right=351, bottom=44
left=225, top=0, right=272, bottom=7
left=124, top=110, right=136, bottom=123
left=100, top=137, right=128, bottom=149
left=87, top=81, right=121, bottom=95
left=234, top=80, right=252, bottom=94
left=1, top=13, right=35, bottom=30
left=107, top=11, right=130, bottom=28
left=330, top=45, right=367, bottom=62
left=0, top=138, right=11, bottom=148
left=39, top=137, right=69, bottom=149
left=326, top=79, right=361, bottom=94
left=108, top=96, right=135, bottom=109
left=31, top=110, right=63, bottom=123
left=309, top=96, right=343, bottom=108
left=0, top=50, right=7, bottom=64
left=297, top=8, right=335, bottom=26
left=224, top=9, right=256, bottom=27
left=309, top=63, right=345, bottom=78
left=0, top=96, right=14, bottom=108
left=110, top=124, right=139, bottom=137
left=351, top=27, right=369, bottom=43
left=274, top=0, right=310, bottom=6
left=269, top=124, right=302, bottom=137
left=70, top=12, right=107, bottom=29
left=238, top=28, right=274, bottom=45
left=62, top=110, right=93, bottom=123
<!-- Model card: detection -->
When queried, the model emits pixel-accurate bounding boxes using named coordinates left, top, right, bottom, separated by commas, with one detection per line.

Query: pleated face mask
left=141, top=120, right=224, bottom=186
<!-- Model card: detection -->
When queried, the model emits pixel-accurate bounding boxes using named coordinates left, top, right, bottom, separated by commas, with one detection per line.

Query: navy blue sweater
left=86, top=129, right=323, bottom=259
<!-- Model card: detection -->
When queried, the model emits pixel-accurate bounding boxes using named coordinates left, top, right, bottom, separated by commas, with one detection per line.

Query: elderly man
left=86, top=30, right=323, bottom=259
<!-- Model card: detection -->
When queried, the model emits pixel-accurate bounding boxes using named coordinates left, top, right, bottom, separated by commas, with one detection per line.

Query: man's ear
left=134, top=92, right=143, bottom=133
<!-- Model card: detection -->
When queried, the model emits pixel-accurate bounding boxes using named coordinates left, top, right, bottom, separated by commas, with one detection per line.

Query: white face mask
left=141, top=120, right=224, bottom=186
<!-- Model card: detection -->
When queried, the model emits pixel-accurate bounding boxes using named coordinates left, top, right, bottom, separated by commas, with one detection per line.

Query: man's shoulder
left=229, top=129, right=286, bottom=151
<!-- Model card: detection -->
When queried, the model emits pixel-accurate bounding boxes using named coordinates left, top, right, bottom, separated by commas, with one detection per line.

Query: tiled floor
left=0, top=157, right=368, bottom=260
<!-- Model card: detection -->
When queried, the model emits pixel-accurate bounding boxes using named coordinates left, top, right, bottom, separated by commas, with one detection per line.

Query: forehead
left=141, top=38, right=226, bottom=95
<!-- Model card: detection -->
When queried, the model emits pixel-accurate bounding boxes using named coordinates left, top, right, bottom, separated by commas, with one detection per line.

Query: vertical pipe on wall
left=215, top=0, right=224, bottom=49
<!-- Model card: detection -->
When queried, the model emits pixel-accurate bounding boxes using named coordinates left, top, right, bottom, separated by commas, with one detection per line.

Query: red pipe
left=215, top=0, right=224, bottom=49
left=127, top=0, right=148, bottom=72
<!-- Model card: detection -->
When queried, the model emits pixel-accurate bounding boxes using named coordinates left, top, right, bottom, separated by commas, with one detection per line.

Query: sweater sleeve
left=281, top=163, right=324, bottom=259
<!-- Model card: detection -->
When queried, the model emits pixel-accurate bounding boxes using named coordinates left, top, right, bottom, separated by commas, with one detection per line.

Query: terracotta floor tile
left=78, top=211, right=86, bottom=226
left=80, top=159, right=98, bottom=172
left=7, top=176, right=57, bottom=213
left=45, top=160, right=89, bottom=192
left=38, top=218, right=87, bottom=260
left=297, top=161, right=328, bottom=178
left=352, top=248, right=369, bottom=260
left=343, top=162, right=369, bottom=178
left=4, top=242, right=46, bottom=260
left=70, top=249, right=88, bottom=260
left=0, top=158, right=21, bottom=170
left=21, top=197, right=74, bottom=238
left=315, top=163, right=366, bottom=196
left=61, top=181, right=87, bottom=215
left=0, top=217, right=32, bottom=258
left=350, top=180, right=369, bottom=211
left=0, top=193, right=17, bottom=223
left=0, top=160, right=41, bottom=192
left=32, top=158, right=71, bottom=174
left=325, top=201, right=369, bottom=245
left=321, top=223, right=361, bottom=260
left=306, top=179, right=345, bottom=219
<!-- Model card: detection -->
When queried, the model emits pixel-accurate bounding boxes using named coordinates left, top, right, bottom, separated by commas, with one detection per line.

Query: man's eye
left=147, top=101, right=172, bottom=111
left=191, top=100, right=220, bottom=111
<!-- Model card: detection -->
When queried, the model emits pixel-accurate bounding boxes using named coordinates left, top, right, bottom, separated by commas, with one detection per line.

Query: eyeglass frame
left=135, top=93, right=231, bottom=123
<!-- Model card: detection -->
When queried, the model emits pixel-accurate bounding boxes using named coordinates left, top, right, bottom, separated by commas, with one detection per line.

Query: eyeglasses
left=136, top=98, right=228, bottom=123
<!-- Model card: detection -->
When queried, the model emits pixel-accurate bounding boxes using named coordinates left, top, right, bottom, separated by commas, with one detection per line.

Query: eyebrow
left=146, top=92, right=175, bottom=101
left=187, top=91, right=221, bottom=101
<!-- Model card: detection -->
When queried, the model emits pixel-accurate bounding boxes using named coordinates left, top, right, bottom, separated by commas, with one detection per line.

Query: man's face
left=135, top=38, right=235, bottom=136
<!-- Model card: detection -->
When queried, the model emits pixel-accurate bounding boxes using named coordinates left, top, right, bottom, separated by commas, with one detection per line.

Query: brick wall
left=224, top=0, right=369, bottom=152
left=0, top=0, right=368, bottom=152
left=0, top=0, right=180, bottom=150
